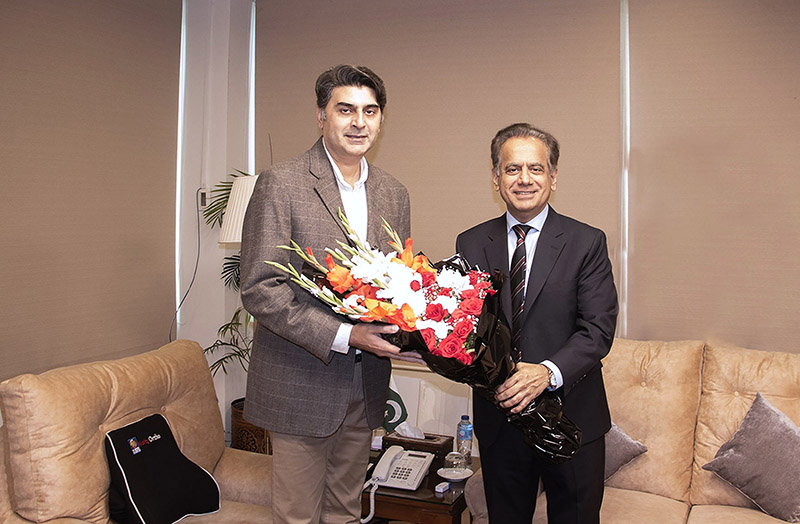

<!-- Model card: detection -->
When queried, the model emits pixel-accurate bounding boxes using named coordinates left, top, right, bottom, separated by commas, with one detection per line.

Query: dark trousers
left=479, top=422, right=605, bottom=524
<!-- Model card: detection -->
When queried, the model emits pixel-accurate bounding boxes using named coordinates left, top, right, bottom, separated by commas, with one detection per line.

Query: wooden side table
left=361, top=458, right=479, bottom=524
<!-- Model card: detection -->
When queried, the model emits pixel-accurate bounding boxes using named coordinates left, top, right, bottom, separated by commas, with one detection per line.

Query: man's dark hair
left=315, top=64, right=387, bottom=112
left=491, top=123, right=560, bottom=174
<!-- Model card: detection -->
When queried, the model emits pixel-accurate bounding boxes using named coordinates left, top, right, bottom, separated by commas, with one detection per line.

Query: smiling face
left=317, top=85, right=382, bottom=166
left=493, top=136, right=558, bottom=223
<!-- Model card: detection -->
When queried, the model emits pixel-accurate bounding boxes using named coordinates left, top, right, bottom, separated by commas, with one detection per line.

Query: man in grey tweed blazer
left=240, top=65, right=420, bottom=524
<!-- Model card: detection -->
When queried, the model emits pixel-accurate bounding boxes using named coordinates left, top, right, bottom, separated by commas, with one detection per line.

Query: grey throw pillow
left=604, top=423, right=647, bottom=481
left=703, top=393, right=800, bottom=523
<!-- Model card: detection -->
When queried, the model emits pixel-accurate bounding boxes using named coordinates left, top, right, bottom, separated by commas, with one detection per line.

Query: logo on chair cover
left=128, top=433, right=161, bottom=455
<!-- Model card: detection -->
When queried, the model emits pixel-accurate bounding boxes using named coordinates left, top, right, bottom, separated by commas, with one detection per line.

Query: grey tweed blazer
left=240, top=138, right=411, bottom=437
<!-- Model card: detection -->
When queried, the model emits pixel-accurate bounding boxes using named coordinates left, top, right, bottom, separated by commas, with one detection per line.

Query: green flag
left=383, top=378, right=408, bottom=433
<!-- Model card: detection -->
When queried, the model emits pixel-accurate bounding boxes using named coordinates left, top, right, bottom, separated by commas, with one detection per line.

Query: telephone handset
left=370, top=445, right=434, bottom=490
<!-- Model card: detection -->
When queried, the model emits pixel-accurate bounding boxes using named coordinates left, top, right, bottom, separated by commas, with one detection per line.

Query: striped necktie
left=510, top=224, right=532, bottom=359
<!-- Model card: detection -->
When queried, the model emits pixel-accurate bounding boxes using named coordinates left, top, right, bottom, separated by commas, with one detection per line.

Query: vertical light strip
left=175, top=0, right=188, bottom=334
left=619, top=0, right=630, bottom=337
left=247, top=0, right=256, bottom=174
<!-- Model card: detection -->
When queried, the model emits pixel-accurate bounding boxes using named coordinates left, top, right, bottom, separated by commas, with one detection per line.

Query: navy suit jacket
left=455, top=208, right=618, bottom=447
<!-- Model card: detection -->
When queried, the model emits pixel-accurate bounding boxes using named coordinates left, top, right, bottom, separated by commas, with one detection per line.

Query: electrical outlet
left=198, top=187, right=209, bottom=210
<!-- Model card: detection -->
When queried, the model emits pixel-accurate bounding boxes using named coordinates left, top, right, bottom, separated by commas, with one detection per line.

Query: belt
left=355, top=352, right=362, bottom=363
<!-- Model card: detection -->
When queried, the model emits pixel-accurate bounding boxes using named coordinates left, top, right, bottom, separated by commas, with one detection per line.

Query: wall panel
left=627, top=0, right=800, bottom=351
left=0, top=0, right=181, bottom=379
left=255, top=0, right=621, bottom=263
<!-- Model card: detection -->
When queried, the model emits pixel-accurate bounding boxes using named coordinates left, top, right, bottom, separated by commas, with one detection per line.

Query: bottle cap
left=461, top=415, right=469, bottom=420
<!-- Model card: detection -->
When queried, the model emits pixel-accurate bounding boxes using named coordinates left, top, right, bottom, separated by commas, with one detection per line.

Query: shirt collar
left=322, top=139, right=369, bottom=190
left=505, top=205, right=549, bottom=234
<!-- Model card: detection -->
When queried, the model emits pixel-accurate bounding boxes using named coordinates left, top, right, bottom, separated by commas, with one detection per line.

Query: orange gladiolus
left=362, top=298, right=397, bottom=322
left=388, top=303, right=417, bottom=331
left=347, top=283, right=379, bottom=300
left=397, top=238, right=415, bottom=268
left=325, top=254, right=356, bottom=294
left=412, top=254, right=436, bottom=274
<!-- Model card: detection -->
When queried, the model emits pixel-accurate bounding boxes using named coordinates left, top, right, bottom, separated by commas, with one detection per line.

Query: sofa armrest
left=212, top=447, right=272, bottom=507
left=465, top=470, right=489, bottom=524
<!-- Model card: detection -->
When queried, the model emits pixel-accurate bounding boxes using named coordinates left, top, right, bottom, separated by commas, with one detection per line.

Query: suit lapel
left=364, top=167, right=385, bottom=248
left=309, top=138, right=348, bottom=239
left=482, top=217, right=512, bottom=326
left=523, top=209, right=566, bottom=321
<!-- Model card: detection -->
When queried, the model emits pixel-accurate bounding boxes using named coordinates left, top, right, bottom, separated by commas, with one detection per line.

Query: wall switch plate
left=198, top=187, right=209, bottom=209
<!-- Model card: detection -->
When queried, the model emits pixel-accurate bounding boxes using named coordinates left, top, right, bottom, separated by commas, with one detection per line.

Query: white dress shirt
left=322, top=139, right=369, bottom=355
left=505, top=205, right=563, bottom=389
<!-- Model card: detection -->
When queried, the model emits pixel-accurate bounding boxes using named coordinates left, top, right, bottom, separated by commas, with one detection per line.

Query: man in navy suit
left=456, top=123, right=618, bottom=523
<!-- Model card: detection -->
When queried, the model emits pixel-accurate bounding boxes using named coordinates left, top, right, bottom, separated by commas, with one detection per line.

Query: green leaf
left=222, top=252, right=241, bottom=291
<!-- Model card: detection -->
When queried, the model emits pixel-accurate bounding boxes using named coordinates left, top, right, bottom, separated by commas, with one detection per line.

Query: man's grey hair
left=491, top=123, right=560, bottom=174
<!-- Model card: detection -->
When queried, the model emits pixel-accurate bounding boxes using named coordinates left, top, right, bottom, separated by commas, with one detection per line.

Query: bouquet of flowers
left=265, top=211, right=491, bottom=365
left=266, top=211, right=581, bottom=463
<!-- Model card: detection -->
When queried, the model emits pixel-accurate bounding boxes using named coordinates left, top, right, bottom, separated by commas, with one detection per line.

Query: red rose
left=425, top=303, right=446, bottom=322
left=460, top=297, right=484, bottom=316
left=410, top=280, right=421, bottom=291
left=460, top=288, right=479, bottom=299
left=419, top=328, right=437, bottom=351
left=450, top=308, right=467, bottom=322
left=455, top=352, right=473, bottom=365
left=468, top=272, right=481, bottom=285
left=436, top=333, right=463, bottom=358
left=421, top=271, right=436, bottom=288
left=452, top=319, right=474, bottom=339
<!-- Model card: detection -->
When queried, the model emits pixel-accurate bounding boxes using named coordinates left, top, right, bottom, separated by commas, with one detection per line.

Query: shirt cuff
left=331, top=323, right=353, bottom=354
left=541, top=360, right=563, bottom=390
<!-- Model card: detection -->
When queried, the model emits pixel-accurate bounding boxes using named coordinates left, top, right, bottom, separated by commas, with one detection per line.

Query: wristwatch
left=545, top=366, right=557, bottom=389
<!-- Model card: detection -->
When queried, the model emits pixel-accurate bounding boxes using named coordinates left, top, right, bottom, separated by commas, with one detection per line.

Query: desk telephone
left=361, top=445, right=435, bottom=523
left=370, top=445, right=435, bottom=490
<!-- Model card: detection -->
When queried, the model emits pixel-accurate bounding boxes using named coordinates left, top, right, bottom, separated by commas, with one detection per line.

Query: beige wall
left=2, top=0, right=797, bottom=387
left=255, top=0, right=621, bottom=263
left=0, top=0, right=181, bottom=380
left=256, top=0, right=800, bottom=354
left=627, top=1, right=800, bottom=351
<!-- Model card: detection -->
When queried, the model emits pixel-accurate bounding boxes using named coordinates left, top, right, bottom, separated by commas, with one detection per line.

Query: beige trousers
left=270, top=361, right=372, bottom=524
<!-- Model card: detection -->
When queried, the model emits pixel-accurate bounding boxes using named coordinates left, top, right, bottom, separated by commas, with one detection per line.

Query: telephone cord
left=360, top=480, right=379, bottom=523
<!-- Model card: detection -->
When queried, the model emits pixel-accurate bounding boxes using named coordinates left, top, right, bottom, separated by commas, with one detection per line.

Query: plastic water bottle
left=456, top=415, right=473, bottom=467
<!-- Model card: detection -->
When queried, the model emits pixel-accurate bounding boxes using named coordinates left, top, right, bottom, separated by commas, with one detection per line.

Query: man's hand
left=495, top=363, right=550, bottom=413
left=349, top=323, right=425, bottom=364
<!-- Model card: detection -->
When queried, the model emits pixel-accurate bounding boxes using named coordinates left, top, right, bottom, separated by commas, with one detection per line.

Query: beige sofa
left=0, top=340, right=272, bottom=524
left=465, top=339, right=800, bottom=523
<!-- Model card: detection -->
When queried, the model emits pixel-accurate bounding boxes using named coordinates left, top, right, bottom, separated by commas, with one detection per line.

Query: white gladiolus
left=377, top=262, right=427, bottom=316
left=349, top=250, right=395, bottom=284
left=437, top=267, right=471, bottom=292
left=432, top=294, right=459, bottom=315
left=416, top=319, right=450, bottom=340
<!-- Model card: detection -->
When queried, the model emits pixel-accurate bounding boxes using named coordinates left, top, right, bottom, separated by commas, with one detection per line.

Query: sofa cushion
left=687, top=504, right=789, bottom=524
left=0, top=340, right=225, bottom=523
left=701, top=393, right=800, bottom=522
left=106, top=413, right=220, bottom=524
left=601, top=339, right=704, bottom=502
left=605, top=423, right=647, bottom=481
left=180, top=499, right=272, bottom=523
left=533, top=487, right=690, bottom=524
left=690, top=343, right=800, bottom=508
